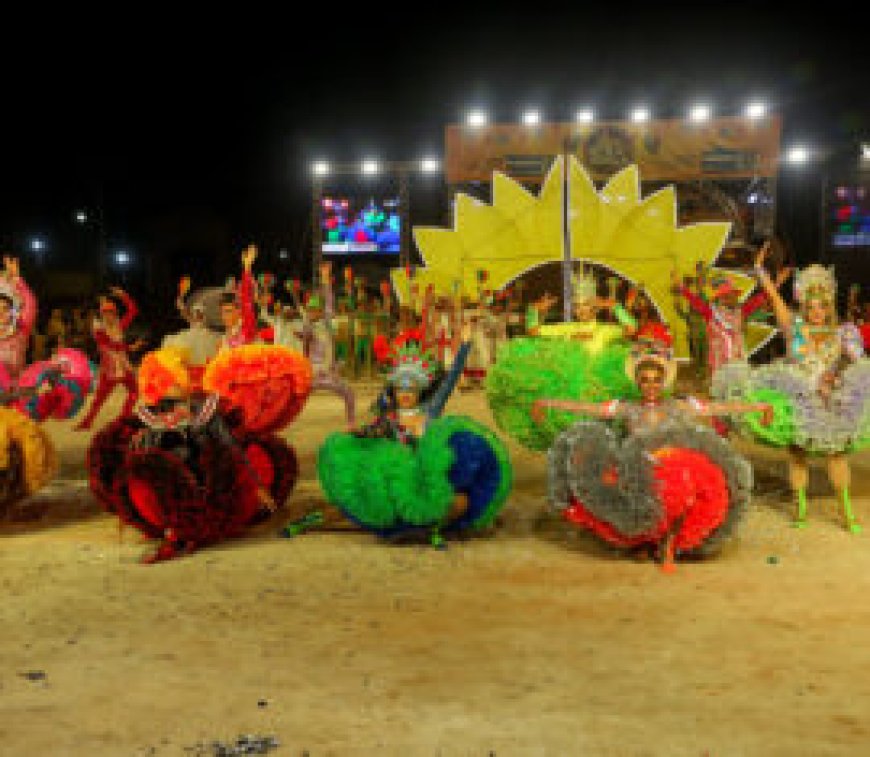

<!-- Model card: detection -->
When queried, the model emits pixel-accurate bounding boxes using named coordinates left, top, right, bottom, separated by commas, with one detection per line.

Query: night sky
left=2, top=7, right=867, bottom=289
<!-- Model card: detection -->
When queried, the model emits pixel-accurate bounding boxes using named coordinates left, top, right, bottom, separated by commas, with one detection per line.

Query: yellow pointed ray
left=392, top=156, right=564, bottom=304
left=571, top=161, right=646, bottom=258
left=568, top=159, right=601, bottom=257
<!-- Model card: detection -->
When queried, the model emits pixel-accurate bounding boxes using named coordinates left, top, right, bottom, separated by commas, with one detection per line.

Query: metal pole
left=311, top=176, right=323, bottom=285
left=399, top=166, right=411, bottom=273
left=561, top=153, right=573, bottom=321
left=818, top=170, right=828, bottom=264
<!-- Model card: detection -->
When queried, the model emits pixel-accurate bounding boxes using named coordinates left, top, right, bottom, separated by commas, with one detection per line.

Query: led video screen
left=321, top=196, right=401, bottom=255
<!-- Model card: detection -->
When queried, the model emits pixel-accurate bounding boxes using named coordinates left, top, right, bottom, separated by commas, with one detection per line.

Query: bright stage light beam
left=786, top=145, right=809, bottom=165
left=114, top=250, right=131, bottom=266
left=361, top=159, right=380, bottom=176
left=689, top=104, right=711, bottom=123
left=631, top=107, right=650, bottom=123
left=522, top=109, right=541, bottom=126
left=466, top=109, right=488, bottom=128
left=420, top=157, right=440, bottom=174
left=312, top=161, right=331, bottom=177
left=30, top=238, right=45, bottom=252
left=74, top=210, right=88, bottom=224
left=576, top=109, right=595, bottom=124
left=746, top=101, right=767, bottom=120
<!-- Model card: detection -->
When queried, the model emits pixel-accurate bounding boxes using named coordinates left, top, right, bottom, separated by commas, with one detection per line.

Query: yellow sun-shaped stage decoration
left=392, top=156, right=775, bottom=359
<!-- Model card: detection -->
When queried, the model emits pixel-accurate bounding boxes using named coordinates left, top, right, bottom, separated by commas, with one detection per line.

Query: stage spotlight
left=30, top=238, right=46, bottom=253
left=279, top=248, right=289, bottom=260
left=861, top=143, right=870, bottom=161
left=746, top=101, right=767, bottom=120
left=74, top=210, right=88, bottom=224
left=312, top=161, right=331, bottom=177
left=576, top=109, right=595, bottom=124
left=361, top=159, right=380, bottom=176
left=522, top=109, right=541, bottom=126
left=420, top=157, right=440, bottom=173
left=114, top=250, right=131, bottom=266
left=689, top=104, right=711, bottom=122
left=786, top=145, right=809, bottom=165
left=466, top=109, right=488, bottom=128
left=631, top=107, right=650, bottom=123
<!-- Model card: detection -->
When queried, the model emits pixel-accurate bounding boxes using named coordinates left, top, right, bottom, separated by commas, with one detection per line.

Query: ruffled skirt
left=317, top=415, right=512, bottom=536
left=87, top=417, right=298, bottom=559
left=0, top=407, right=58, bottom=515
left=548, top=420, right=752, bottom=558
left=486, top=337, right=638, bottom=452
left=712, top=359, right=870, bottom=454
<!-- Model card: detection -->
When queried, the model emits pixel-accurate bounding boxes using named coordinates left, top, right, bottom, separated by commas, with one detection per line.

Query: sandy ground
left=3, top=387, right=870, bottom=757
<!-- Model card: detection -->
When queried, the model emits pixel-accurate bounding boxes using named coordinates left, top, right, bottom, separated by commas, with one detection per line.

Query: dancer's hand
left=130, top=339, right=147, bottom=352
left=461, top=321, right=473, bottom=342
left=3, top=256, right=19, bottom=278
left=109, top=286, right=127, bottom=299
left=534, top=292, right=558, bottom=313
left=760, top=405, right=774, bottom=427
left=531, top=401, right=546, bottom=424
left=241, top=245, right=257, bottom=270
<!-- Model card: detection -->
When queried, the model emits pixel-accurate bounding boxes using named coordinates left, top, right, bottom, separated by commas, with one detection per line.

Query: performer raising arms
left=533, top=324, right=772, bottom=572
left=218, top=245, right=259, bottom=350
left=718, top=243, right=870, bottom=532
left=75, top=286, right=143, bottom=431
left=285, top=320, right=512, bottom=548
left=162, top=276, right=220, bottom=382
left=301, top=261, right=355, bottom=426
left=0, top=256, right=37, bottom=379
left=672, top=261, right=790, bottom=377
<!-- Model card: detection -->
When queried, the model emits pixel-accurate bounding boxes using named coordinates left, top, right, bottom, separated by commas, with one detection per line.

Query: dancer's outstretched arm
left=109, top=286, right=138, bottom=330
left=531, top=398, right=619, bottom=424
left=754, top=243, right=792, bottom=335
left=671, top=270, right=712, bottom=320
left=684, top=397, right=773, bottom=425
left=428, top=322, right=473, bottom=419
left=238, top=246, right=258, bottom=343
left=527, top=292, right=558, bottom=336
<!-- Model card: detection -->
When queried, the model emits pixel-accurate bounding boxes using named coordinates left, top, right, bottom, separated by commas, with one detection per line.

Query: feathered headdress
left=794, top=264, right=836, bottom=305
left=385, top=344, right=440, bottom=391
left=138, top=347, right=191, bottom=405
left=572, top=266, right=597, bottom=304
left=373, top=327, right=425, bottom=364
left=625, top=323, right=677, bottom=388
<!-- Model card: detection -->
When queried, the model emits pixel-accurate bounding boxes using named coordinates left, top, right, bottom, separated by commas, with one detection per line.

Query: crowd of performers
left=2, top=240, right=869, bottom=572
